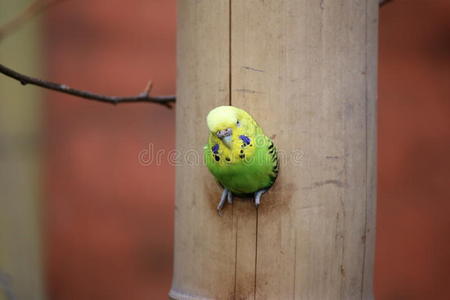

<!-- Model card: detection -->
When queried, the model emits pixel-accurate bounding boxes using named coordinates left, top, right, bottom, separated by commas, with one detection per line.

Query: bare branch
left=0, top=0, right=64, bottom=41
left=379, top=0, right=394, bottom=7
left=0, top=64, right=176, bottom=108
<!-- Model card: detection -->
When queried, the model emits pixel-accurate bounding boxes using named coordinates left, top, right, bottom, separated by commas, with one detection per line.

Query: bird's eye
left=236, top=120, right=240, bottom=126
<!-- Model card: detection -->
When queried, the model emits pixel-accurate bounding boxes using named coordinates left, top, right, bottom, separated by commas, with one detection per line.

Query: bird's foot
left=217, top=188, right=233, bottom=216
left=254, top=189, right=268, bottom=207
left=227, top=190, right=233, bottom=204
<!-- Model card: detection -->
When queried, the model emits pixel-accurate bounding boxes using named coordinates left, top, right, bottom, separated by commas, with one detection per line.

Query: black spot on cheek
left=240, top=150, right=244, bottom=154
left=239, top=154, right=245, bottom=159
left=214, top=155, right=220, bottom=161
left=226, top=157, right=230, bottom=162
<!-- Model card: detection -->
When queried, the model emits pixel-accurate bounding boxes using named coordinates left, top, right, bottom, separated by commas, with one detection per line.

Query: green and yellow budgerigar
left=204, top=106, right=278, bottom=214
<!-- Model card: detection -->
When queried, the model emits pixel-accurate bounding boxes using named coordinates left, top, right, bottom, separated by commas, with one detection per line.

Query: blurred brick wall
left=377, top=1, right=450, bottom=299
left=43, top=1, right=175, bottom=299
left=42, top=0, right=450, bottom=299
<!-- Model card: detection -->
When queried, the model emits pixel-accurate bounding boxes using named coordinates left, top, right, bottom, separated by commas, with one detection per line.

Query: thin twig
left=0, top=0, right=63, bottom=41
left=0, top=64, right=175, bottom=108
left=379, top=0, right=394, bottom=7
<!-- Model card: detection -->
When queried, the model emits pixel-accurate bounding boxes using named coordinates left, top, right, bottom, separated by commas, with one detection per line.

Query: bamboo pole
left=171, top=0, right=377, bottom=299
left=0, top=1, right=45, bottom=300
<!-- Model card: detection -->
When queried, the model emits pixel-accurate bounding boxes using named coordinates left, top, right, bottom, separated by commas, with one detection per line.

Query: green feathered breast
left=204, top=131, right=278, bottom=196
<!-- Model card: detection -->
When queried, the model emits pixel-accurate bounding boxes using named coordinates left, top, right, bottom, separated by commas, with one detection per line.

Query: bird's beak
left=216, top=128, right=233, bottom=148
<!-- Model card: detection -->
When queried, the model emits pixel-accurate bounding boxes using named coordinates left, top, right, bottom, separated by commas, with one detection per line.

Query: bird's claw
left=217, top=188, right=266, bottom=215
left=227, top=191, right=233, bottom=204
left=254, top=189, right=268, bottom=207
left=217, top=188, right=232, bottom=216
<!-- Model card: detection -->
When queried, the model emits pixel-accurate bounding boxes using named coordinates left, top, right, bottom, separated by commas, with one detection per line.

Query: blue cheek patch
left=239, top=135, right=251, bottom=145
left=212, top=144, right=219, bottom=154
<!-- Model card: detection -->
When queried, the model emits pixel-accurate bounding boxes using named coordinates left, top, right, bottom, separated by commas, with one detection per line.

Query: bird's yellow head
left=206, top=106, right=256, bottom=148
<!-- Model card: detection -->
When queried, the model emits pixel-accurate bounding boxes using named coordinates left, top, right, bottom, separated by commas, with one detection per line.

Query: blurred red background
left=377, top=1, right=450, bottom=299
left=41, top=0, right=450, bottom=299
left=43, top=1, right=175, bottom=299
